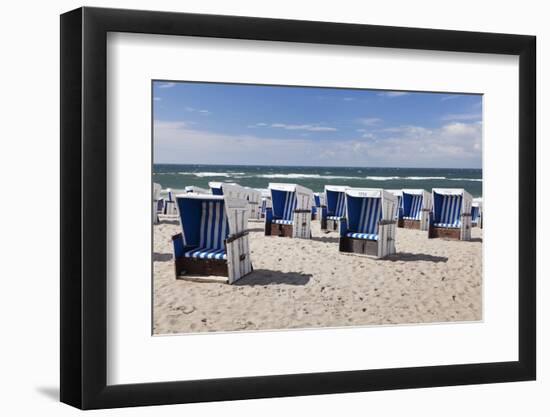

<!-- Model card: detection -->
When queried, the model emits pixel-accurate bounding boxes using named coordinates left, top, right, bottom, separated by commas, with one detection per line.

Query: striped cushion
left=403, top=216, right=419, bottom=220
left=327, top=215, right=343, bottom=220
left=346, top=232, right=378, bottom=241
left=199, top=200, right=228, bottom=249
left=433, top=222, right=460, bottom=228
left=357, top=197, right=381, bottom=235
left=273, top=219, right=293, bottom=225
left=406, top=194, right=423, bottom=220
left=435, top=195, right=462, bottom=227
left=184, top=248, right=227, bottom=260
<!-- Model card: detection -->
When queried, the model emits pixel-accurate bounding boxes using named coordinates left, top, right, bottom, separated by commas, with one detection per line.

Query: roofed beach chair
left=208, top=181, right=249, bottom=200
left=311, top=192, right=324, bottom=221
left=321, top=185, right=348, bottom=232
left=184, top=185, right=210, bottom=194
left=153, top=182, right=162, bottom=224
left=259, top=189, right=272, bottom=219
left=264, top=183, right=314, bottom=239
left=386, top=189, right=403, bottom=226
left=339, top=188, right=397, bottom=258
left=471, top=198, right=483, bottom=228
left=401, top=189, right=432, bottom=231
left=172, top=194, right=252, bottom=284
left=245, top=187, right=263, bottom=221
left=429, top=188, right=473, bottom=240
left=163, top=188, right=178, bottom=216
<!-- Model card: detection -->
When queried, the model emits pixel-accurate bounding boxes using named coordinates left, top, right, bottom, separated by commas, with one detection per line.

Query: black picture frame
left=60, top=6, right=536, bottom=410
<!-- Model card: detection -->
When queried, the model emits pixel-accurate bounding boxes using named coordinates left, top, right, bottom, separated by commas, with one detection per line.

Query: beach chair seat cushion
left=403, top=216, right=419, bottom=220
left=327, top=215, right=344, bottom=220
left=273, top=219, right=293, bottom=225
left=345, top=232, right=379, bottom=241
left=433, top=222, right=460, bottom=229
left=184, top=247, right=227, bottom=260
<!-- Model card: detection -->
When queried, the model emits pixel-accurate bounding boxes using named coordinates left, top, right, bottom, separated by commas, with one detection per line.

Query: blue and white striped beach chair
left=163, top=188, right=178, bottom=216
left=265, top=183, right=314, bottom=239
left=401, top=189, right=431, bottom=231
left=172, top=194, right=252, bottom=283
left=429, top=188, right=473, bottom=240
left=321, top=185, right=348, bottom=231
left=339, top=188, right=397, bottom=258
left=386, top=189, right=403, bottom=225
left=153, top=182, right=163, bottom=224
left=311, top=192, right=324, bottom=221
left=471, top=198, right=483, bottom=228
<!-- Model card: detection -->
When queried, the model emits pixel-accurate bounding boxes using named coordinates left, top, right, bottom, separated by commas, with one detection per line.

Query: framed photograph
left=60, top=6, right=536, bottom=409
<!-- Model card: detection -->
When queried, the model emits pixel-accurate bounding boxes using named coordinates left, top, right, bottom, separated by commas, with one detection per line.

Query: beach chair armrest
left=320, top=206, right=327, bottom=221
left=339, top=218, right=348, bottom=237
left=226, top=230, right=249, bottom=244
left=172, top=233, right=185, bottom=258
left=265, top=207, right=273, bottom=223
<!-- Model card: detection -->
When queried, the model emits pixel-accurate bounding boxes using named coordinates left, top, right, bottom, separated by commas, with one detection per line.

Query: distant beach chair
left=184, top=185, right=210, bottom=194
left=401, top=189, right=432, bottom=231
left=429, top=188, right=473, bottom=240
left=471, top=197, right=483, bottom=228
left=264, top=183, right=314, bottom=239
left=208, top=181, right=249, bottom=200
left=259, top=189, right=272, bottom=219
left=321, top=185, right=348, bottom=231
left=311, top=192, right=325, bottom=221
left=339, top=188, right=397, bottom=258
left=153, top=182, right=162, bottom=224
left=172, top=194, right=252, bottom=284
left=163, top=188, right=178, bottom=216
left=386, top=189, right=403, bottom=226
left=245, top=187, right=263, bottom=220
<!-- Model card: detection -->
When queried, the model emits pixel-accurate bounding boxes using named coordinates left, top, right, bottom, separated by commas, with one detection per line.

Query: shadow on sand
left=158, top=219, right=179, bottom=225
left=234, top=269, right=311, bottom=286
left=383, top=252, right=448, bottom=263
left=153, top=252, right=173, bottom=262
left=311, top=235, right=340, bottom=244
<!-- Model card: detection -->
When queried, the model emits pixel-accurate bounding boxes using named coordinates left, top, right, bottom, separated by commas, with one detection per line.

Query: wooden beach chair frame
left=338, top=188, right=397, bottom=258
left=172, top=194, right=252, bottom=284
left=264, top=183, right=314, bottom=239
left=428, top=188, right=473, bottom=241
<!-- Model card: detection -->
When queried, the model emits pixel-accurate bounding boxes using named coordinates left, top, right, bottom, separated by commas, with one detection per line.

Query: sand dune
left=153, top=219, right=482, bottom=334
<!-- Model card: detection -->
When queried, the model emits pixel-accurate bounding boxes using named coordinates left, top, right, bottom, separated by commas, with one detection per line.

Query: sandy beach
left=153, top=218, right=482, bottom=334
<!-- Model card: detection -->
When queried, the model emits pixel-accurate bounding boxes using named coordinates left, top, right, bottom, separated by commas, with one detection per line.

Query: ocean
left=153, top=164, right=482, bottom=198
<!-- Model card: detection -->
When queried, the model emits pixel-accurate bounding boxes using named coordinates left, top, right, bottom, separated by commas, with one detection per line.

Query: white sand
left=153, top=218, right=482, bottom=334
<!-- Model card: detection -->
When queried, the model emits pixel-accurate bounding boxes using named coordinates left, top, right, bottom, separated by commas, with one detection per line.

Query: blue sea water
left=153, top=164, right=482, bottom=197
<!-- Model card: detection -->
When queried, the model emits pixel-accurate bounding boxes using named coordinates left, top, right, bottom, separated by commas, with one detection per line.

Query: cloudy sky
left=153, top=81, right=482, bottom=168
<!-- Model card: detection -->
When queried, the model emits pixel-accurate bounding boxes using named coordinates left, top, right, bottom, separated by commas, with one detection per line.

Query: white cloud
left=251, top=122, right=337, bottom=132
left=158, top=82, right=176, bottom=89
left=441, top=113, right=482, bottom=121
left=377, top=91, right=409, bottom=98
left=154, top=120, right=481, bottom=168
left=358, top=117, right=382, bottom=126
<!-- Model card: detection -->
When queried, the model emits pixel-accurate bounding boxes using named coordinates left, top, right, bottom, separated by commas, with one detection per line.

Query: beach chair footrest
left=429, top=226, right=461, bottom=240
left=339, top=236, right=378, bottom=257
left=175, top=256, right=228, bottom=278
left=269, top=222, right=293, bottom=238
left=403, top=219, right=421, bottom=230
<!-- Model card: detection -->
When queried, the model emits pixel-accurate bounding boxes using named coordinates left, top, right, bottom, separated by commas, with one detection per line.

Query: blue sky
left=153, top=81, right=482, bottom=168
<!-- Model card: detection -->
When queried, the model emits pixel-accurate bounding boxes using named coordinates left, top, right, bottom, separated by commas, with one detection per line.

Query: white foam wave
left=449, top=178, right=483, bottom=182
left=176, top=171, right=245, bottom=177
left=257, top=173, right=358, bottom=180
